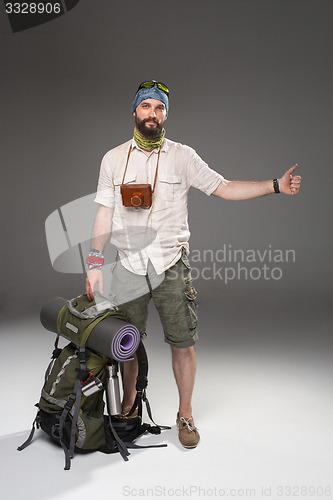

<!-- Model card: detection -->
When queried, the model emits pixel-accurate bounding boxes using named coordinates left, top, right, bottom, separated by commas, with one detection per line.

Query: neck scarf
left=134, top=127, right=165, bottom=151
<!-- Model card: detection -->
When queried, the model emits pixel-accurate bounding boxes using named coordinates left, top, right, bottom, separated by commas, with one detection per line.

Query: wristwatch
left=273, top=178, right=280, bottom=194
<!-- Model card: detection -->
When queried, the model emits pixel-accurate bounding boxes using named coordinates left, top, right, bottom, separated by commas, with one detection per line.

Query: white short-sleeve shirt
left=94, top=137, right=224, bottom=275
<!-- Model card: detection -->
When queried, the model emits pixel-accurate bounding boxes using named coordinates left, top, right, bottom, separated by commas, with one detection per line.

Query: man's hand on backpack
left=86, top=270, right=103, bottom=301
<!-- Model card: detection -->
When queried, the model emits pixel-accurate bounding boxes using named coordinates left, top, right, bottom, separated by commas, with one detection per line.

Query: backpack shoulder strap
left=17, top=413, right=41, bottom=451
left=58, top=345, right=87, bottom=470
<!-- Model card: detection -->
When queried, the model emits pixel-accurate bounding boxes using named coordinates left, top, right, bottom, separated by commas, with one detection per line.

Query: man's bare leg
left=121, top=354, right=138, bottom=411
left=171, top=345, right=200, bottom=448
left=171, top=345, right=196, bottom=418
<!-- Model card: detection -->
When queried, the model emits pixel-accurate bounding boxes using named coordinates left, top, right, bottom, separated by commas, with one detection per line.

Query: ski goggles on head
left=136, top=80, right=170, bottom=96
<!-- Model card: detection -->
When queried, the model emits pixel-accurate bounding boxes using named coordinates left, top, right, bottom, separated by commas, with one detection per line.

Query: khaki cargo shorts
left=109, top=249, right=198, bottom=348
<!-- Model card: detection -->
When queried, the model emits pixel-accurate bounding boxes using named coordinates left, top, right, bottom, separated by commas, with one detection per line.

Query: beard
left=135, top=114, right=165, bottom=139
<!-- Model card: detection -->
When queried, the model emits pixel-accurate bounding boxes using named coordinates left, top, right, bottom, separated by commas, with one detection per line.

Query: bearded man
left=86, top=80, right=301, bottom=449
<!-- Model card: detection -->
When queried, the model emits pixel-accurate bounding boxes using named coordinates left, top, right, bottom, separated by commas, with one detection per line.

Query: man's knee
left=170, top=344, right=196, bottom=359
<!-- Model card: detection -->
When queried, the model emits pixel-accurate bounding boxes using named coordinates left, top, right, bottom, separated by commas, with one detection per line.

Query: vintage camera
left=120, top=184, right=153, bottom=208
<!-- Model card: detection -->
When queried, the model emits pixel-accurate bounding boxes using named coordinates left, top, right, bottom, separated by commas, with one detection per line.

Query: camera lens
left=131, top=192, right=144, bottom=207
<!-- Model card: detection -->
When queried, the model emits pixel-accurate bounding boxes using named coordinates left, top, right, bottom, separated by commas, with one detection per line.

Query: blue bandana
left=132, top=85, right=169, bottom=114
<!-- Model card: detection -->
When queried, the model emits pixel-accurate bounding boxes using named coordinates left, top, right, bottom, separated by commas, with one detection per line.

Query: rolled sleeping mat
left=88, top=319, right=140, bottom=362
left=40, top=296, right=140, bottom=361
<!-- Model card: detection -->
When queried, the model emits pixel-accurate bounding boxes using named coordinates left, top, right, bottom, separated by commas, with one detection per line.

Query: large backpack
left=18, top=293, right=169, bottom=470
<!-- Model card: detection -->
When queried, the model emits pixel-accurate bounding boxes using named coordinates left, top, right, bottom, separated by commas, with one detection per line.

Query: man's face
left=134, top=98, right=167, bottom=138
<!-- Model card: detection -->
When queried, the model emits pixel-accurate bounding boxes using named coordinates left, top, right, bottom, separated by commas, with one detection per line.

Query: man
left=85, top=80, right=301, bottom=449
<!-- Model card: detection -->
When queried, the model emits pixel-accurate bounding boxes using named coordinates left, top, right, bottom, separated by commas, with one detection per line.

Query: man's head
left=132, top=80, right=169, bottom=138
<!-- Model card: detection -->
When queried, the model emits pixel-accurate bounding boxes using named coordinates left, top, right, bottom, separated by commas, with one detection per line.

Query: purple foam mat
left=110, top=323, right=140, bottom=361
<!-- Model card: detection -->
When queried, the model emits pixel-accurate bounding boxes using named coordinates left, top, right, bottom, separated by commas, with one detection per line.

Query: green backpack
left=18, top=294, right=169, bottom=470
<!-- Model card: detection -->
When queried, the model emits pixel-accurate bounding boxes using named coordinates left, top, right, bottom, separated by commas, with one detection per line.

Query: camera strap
left=122, top=145, right=161, bottom=193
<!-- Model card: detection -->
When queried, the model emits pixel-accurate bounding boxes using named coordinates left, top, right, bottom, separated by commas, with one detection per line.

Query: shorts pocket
left=184, top=281, right=198, bottom=331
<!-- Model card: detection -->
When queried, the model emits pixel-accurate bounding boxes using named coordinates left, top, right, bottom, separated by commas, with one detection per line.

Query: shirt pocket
left=114, top=176, right=136, bottom=199
left=157, top=174, right=182, bottom=201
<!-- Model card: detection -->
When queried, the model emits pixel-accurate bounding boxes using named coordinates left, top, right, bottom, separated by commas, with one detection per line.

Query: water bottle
left=106, top=362, right=122, bottom=415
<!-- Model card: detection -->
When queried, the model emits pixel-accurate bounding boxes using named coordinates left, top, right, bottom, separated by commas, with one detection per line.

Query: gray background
left=0, top=0, right=332, bottom=316
left=0, top=1, right=332, bottom=499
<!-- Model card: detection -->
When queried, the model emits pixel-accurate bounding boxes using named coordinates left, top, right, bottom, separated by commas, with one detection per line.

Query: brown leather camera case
left=120, top=184, right=153, bottom=208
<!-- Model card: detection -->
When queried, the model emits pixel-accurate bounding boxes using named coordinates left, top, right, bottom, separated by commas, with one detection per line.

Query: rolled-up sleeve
left=94, top=152, right=115, bottom=208
left=185, top=146, right=224, bottom=195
